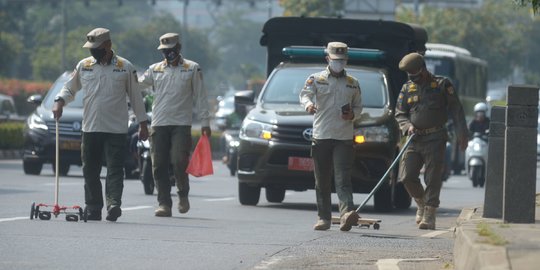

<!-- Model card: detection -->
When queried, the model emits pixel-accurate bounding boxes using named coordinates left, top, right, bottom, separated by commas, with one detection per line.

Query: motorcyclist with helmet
left=468, top=102, right=490, bottom=137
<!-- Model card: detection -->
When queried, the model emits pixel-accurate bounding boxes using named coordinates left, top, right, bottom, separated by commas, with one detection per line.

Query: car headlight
left=28, top=113, right=48, bottom=130
left=239, top=119, right=273, bottom=143
left=354, top=125, right=389, bottom=144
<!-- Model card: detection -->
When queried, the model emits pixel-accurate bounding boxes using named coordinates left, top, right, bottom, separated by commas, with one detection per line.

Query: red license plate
left=60, top=140, right=81, bottom=150
left=288, top=157, right=314, bottom=172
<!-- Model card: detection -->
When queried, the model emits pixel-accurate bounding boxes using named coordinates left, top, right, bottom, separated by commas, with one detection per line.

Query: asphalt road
left=0, top=159, right=532, bottom=270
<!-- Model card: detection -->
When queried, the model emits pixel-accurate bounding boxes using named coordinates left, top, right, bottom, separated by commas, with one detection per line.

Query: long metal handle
left=55, top=120, right=59, bottom=206
left=356, top=133, right=415, bottom=213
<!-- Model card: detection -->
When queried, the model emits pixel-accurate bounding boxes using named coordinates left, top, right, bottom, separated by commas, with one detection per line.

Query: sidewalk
left=454, top=196, right=540, bottom=270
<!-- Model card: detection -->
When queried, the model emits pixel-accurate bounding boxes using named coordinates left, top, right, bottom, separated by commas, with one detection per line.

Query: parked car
left=214, top=95, right=235, bottom=131
left=0, top=93, right=20, bottom=122
left=23, top=72, right=138, bottom=177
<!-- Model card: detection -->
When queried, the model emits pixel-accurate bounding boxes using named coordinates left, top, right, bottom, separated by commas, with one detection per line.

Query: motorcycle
left=222, top=129, right=240, bottom=176
left=465, top=132, right=488, bottom=187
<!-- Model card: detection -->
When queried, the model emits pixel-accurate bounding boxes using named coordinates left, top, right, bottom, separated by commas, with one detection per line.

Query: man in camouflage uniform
left=395, top=53, right=468, bottom=230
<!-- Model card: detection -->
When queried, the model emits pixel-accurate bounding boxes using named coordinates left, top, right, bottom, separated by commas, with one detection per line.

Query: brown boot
left=178, top=196, right=190, bottom=214
left=414, top=198, right=425, bottom=224
left=340, top=211, right=359, bottom=232
left=313, top=219, right=331, bottom=231
left=155, top=205, right=172, bottom=217
left=419, top=206, right=436, bottom=230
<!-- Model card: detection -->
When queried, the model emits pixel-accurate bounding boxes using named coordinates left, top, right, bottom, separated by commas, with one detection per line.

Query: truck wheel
left=23, top=159, right=42, bottom=175
left=374, top=185, right=393, bottom=212
left=265, top=186, right=285, bottom=203
left=52, top=161, right=70, bottom=176
left=239, top=182, right=260, bottom=206
left=141, top=159, right=154, bottom=195
left=393, top=182, right=411, bottom=209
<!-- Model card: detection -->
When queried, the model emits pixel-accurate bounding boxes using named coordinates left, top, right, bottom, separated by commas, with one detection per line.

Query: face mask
left=90, top=48, right=106, bottom=62
left=162, top=49, right=179, bottom=62
left=328, top=59, right=346, bottom=73
left=408, top=69, right=423, bottom=83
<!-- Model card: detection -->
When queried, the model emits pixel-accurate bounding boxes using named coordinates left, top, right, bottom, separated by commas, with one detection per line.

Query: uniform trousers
left=82, top=132, right=126, bottom=211
left=399, top=137, right=446, bottom=207
left=150, top=125, right=192, bottom=207
left=312, top=139, right=354, bottom=220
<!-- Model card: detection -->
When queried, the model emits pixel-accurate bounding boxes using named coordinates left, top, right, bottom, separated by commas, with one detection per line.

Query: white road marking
left=204, top=197, right=235, bottom=202
left=0, top=206, right=151, bottom=223
left=122, top=205, right=152, bottom=211
left=0, top=217, right=27, bottom=223
left=253, top=256, right=292, bottom=269
left=376, top=258, right=439, bottom=270
left=420, top=229, right=451, bottom=238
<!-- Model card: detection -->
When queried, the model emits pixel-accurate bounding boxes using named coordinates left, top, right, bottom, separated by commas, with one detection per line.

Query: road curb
left=0, top=149, right=22, bottom=160
left=453, top=207, right=511, bottom=270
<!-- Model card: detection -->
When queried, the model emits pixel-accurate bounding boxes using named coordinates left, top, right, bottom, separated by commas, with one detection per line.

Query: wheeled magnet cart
left=30, top=120, right=86, bottom=222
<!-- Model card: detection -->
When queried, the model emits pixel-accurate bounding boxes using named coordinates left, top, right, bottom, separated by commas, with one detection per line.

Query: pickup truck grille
left=46, top=121, right=82, bottom=137
left=271, top=125, right=312, bottom=145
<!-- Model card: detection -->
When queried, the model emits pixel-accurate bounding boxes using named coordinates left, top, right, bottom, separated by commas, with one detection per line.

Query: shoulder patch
left=116, top=59, right=124, bottom=69
left=430, top=81, right=438, bottom=88
left=346, top=75, right=355, bottom=84
left=306, top=76, right=314, bottom=86
left=408, top=83, right=417, bottom=92
left=447, top=86, right=455, bottom=95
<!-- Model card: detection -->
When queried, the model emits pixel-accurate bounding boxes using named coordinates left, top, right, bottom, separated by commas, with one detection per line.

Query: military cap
left=399, top=53, right=425, bottom=73
left=325, top=42, right=348, bottom=60
left=158, top=33, right=180, bottom=50
left=83, top=28, right=110, bottom=49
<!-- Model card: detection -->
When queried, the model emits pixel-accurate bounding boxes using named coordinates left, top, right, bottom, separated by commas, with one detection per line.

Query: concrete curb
left=454, top=207, right=512, bottom=270
left=0, top=149, right=22, bottom=160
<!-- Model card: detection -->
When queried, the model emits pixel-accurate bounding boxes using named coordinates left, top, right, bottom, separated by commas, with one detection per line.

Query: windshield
left=260, top=67, right=387, bottom=108
left=43, top=74, right=84, bottom=109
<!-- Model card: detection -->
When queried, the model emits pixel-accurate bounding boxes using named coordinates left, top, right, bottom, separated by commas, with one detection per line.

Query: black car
left=23, top=72, right=138, bottom=177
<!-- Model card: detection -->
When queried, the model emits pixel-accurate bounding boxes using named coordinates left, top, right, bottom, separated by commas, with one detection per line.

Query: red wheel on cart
left=38, top=211, right=51, bottom=220
left=30, top=203, right=35, bottom=220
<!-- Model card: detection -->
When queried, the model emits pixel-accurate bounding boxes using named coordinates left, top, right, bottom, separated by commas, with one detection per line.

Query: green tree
left=211, top=10, right=266, bottom=89
left=0, top=32, right=23, bottom=77
left=397, top=0, right=531, bottom=80
left=279, top=0, right=344, bottom=17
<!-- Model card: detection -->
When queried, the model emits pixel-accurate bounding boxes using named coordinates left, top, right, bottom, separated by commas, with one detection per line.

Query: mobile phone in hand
left=341, top=103, right=351, bottom=114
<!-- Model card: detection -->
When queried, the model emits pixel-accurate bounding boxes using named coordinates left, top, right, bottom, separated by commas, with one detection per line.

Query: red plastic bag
left=186, top=134, right=214, bottom=177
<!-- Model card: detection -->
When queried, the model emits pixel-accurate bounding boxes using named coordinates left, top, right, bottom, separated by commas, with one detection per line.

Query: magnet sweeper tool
left=331, top=134, right=416, bottom=230
left=30, top=120, right=86, bottom=222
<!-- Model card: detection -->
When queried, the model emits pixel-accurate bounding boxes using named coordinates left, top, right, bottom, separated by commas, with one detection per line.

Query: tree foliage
left=397, top=0, right=534, bottom=81
left=279, top=0, right=344, bottom=17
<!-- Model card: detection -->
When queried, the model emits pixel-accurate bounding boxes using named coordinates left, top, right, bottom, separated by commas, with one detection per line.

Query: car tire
left=52, top=161, right=70, bottom=176
left=239, top=182, right=260, bottom=206
left=141, top=159, right=154, bottom=195
left=393, top=182, right=411, bottom=209
left=374, top=184, right=393, bottom=212
left=23, top=159, right=43, bottom=175
left=265, top=186, right=285, bottom=203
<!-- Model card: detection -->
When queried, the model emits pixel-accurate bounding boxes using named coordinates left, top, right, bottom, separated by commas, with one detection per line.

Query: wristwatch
left=54, top=96, right=64, bottom=103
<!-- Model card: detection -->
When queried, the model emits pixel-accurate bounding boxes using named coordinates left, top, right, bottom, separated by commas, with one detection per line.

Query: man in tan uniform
left=53, top=28, right=149, bottom=222
left=395, top=53, right=468, bottom=230
left=300, top=42, right=363, bottom=231
left=139, top=33, right=211, bottom=217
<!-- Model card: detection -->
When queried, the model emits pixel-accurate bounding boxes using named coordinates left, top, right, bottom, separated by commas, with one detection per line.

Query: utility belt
left=415, top=125, right=445, bottom=136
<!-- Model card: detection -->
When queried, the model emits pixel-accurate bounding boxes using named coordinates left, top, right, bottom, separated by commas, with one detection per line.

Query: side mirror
left=27, top=94, right=43, bottom=105
left=234, top=90, right=255, bottom=106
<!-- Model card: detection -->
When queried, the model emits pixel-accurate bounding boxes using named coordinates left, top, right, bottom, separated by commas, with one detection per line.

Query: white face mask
left=328, top=59, right=346, bottom=73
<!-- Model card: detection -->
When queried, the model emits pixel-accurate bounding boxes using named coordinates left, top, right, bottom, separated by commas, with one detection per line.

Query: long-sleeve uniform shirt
left=299, top=68, right=363, bottom=140
left=395, top=75, right=467, bottom=141
left=56, top=55, right=148, bottom=133
left=138, top=57, right=210, bottom=127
